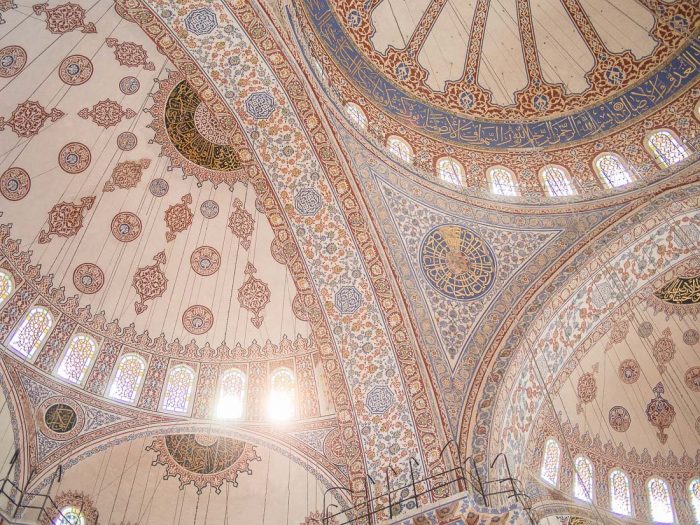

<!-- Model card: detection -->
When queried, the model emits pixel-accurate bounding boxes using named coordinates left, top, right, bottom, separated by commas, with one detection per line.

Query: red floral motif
left=190, top=246, right=220, bottom=276
left=103, top=159, right=150, bottom=191
left=78, top=99, right=135, bottom=128
left=182, top=305, right=213, bottom=335
left=238, top=263, right=270, bottom=328
left=575, top=363, right=598, bottom=414
left=645, top=382, right=676, bottom=444
left=653, top=327, right=675, bottom=374
left=132, top=251, right=167, bottom=314
left=227, top=198, right=254, bottom=249
left=0, top=167, right=30, bottom=201
left=32, top=3, right=96, bottom=34
left=58, top=142, right=91, bottom=174
left=164, top=194, right=193, bottom=242
left=0, top=46, right=27, bottom=77
left=105, top=38, right=154, bottom=70
left=0, top=100, right=63, bottom=138
left=73, top=263, right=104, bottom=294
left=685, top=367, right=700, bottom=392
left=38, top=196, right=94, bottom=243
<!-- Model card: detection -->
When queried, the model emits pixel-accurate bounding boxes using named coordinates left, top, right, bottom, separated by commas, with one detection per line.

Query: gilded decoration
left=146, top=434, right=260, bottom=494
left=36, top=396, right=84, bottom=441
left=419, top=225, right=496, bottom=301
left=653, top=275, right=700, bottom=304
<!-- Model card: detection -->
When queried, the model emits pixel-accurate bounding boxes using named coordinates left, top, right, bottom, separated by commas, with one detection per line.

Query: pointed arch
left=56, top=334, right=98, bottom=385
left=487, top=166, right=518, bottom=196
left=645, top=129, right=689, bottom=168
left=0, top=269, right=14, bottom=308
left=216, top=368, right=246, bottom=419
left=268, top=367, right=295, bottom=422
left=689, top=478, right=700, bottom=524
left=108, top=353, right=147, bottom=404
left=345, top=102, right=367, bottom=130
left=540, top=438, right=560, bottom=486
left=647, top=477, right=674, bottom=523
left=540, top=165, right=575, bottom=197
left=609, top=468, right=632, bottom=516
left=594, top=153, right=634, bottom=188
left=161, top=364, right=196, bottom=414
left=436, top=157, right=464, bottom=185
left=572, top=455, right=593, bottom=502
left=386, top=135, right=413, bottom=164
left=54, top=506, right=86, bottom=525
left=8, top=306, right=53, bottom=358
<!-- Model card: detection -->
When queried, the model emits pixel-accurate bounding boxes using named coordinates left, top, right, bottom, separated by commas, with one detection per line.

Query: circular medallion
left=200, top=200, right=219, bottom=219
left=0, top=46, right=27, bottom=78
left=149, top=178, right=169, bottom=197
left=58, top=142, right=91, bottom=174
left=637, top=321, right=654, bottom=338
left=684, top=329, right=699, bottom=346
left=119, top=76, right=140, bottom=95
left=38, top=397, right=84, bottom=441
left=182, top=305, right=213, bottom=334
left=618, top=359, right=640, bottom=384
left=73, top=263, right=104, bottom=294
left=0, top=167, right=30, bottom=201
left=685, top=367, right=700, bottom=392
left=190, top=246, right=221, bottom=276
left=419, top=224, right=496, bottom=301
left=609, top=406, right=631, bottom=432
left=58, top=55, right=93, bottom=85
left=111, top=212, right=142, bottom=242
left=117, top=131, right=137, bottom=151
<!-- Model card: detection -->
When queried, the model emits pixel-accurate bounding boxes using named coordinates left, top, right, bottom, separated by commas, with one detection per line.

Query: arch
left=216, top=368, right=246, bottom=419
left=0, top=269, right=14, bottom=309
left=540, top=438, right=560, bottom=486
left=345, top=102, right=367, bottom=130
left=54, top=506, right=86, bottom=525
left=161, top=364, right=196, bottom=414
left=56, top=334, right=98, bottom=386
left=436, top=157, right=464, bottom=185
left=311, top=56, right=326, bottom=83
left=695, top=100, right=700, bottom=122
left=539, top=165, right=575, bottom=197
left=8, top=306, right=53, bottom=359
left=572, top=455, right=593, bottom=502
left=487, top=166, right=518, bottom=196
left=593, top=153, right=634, bottom=188
left=645, top=129, right=689, bottom=168
left=108, top=353, right=147, bottom=404
left=647, top=477, right=674, bottom=523
left=268, top=367, right=295, bottom=422
left=386, top=135, right=413, bottom=164
left=609, top=469, right=632, bottom=516
left=689, top=478, right=700, bottom=523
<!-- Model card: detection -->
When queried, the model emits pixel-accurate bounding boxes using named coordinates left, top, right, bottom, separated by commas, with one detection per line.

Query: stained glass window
left=648, top=477, right=674, bottom=523
left=541, top=166, right=576, bottom=197
left=540, top=438, right=560, bottom=485
left=108, top=353, right=146, bottom=404
left=646, top=130, right=689, bottom=168
left=162, top=365, right=195, bottom=414
left=573, top=455, right=593, bottom=502
left=595, top=153, right=634, bottom=188
left=268, top=367, right=295, bottom=422
left=345, top=103, right=367, bottom=130
left=217, top=368, right=246, bottom=419
left=689, top=478, right=700, bottom=523
left=0, top=270, right=14, bottom=308
left=435, top=157, right=463, bottom=185
left=488, top=167, right=518, bottom=196
left=312, top=57, right=325, bottom=82
left=387, top=136, right=413, bottom=164
left=56, top=334, right=98, bottom=385
left=610, top=469, right=632, bottom=516
left=54, top=506, right=85, bottom=525
left=9, top=306, right=53, bottom=358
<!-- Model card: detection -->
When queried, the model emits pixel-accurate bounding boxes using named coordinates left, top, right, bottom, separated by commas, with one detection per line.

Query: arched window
left=647, top=477, right=674, bottom=523
left=54, top=506, right=85, bottom=525
left=312, top=57, right=326, bottom=83
left=540, top=166, right=575, bottom=197
left=8, top=306, right=53, bottom=358
left=162, top=365, right=195, bottom=414
left=487, top=166, right=518, bottom=196
left=268, top=367, right=295, bottom=422
left=216, top=368, right=246, bottom=419
left=436, top=157, right=464, bottom=185
left=645, top=129, right=689, bottom=168
left=540, top=438, right=560, bottom=486
left=345, top=103, right=367, bottom=130
left=689, top=478, right=700, bottom=523
left=610, top=469, right=632, bottom=516
left=695, top=100, right=700, bottom=122
left=56, top=334, right=98, bottom=385
left=108, top=353, right=146, bottom=404
left=386, top=136, right=413, bottom=164
left=0, top=270, right=14, bottom=308
left=573, top=455, right=593, bottom=502
left=594, top=153, right=634, bottom=188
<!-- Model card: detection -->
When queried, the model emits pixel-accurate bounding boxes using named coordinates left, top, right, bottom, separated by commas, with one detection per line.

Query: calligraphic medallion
left=654, top=276, right=700, bottom=304
left=420, top=224, right=496, bottom=301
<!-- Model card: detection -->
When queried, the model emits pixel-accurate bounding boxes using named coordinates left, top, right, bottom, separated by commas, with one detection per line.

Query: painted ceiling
left=0, top=0, right=698, bottom=523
